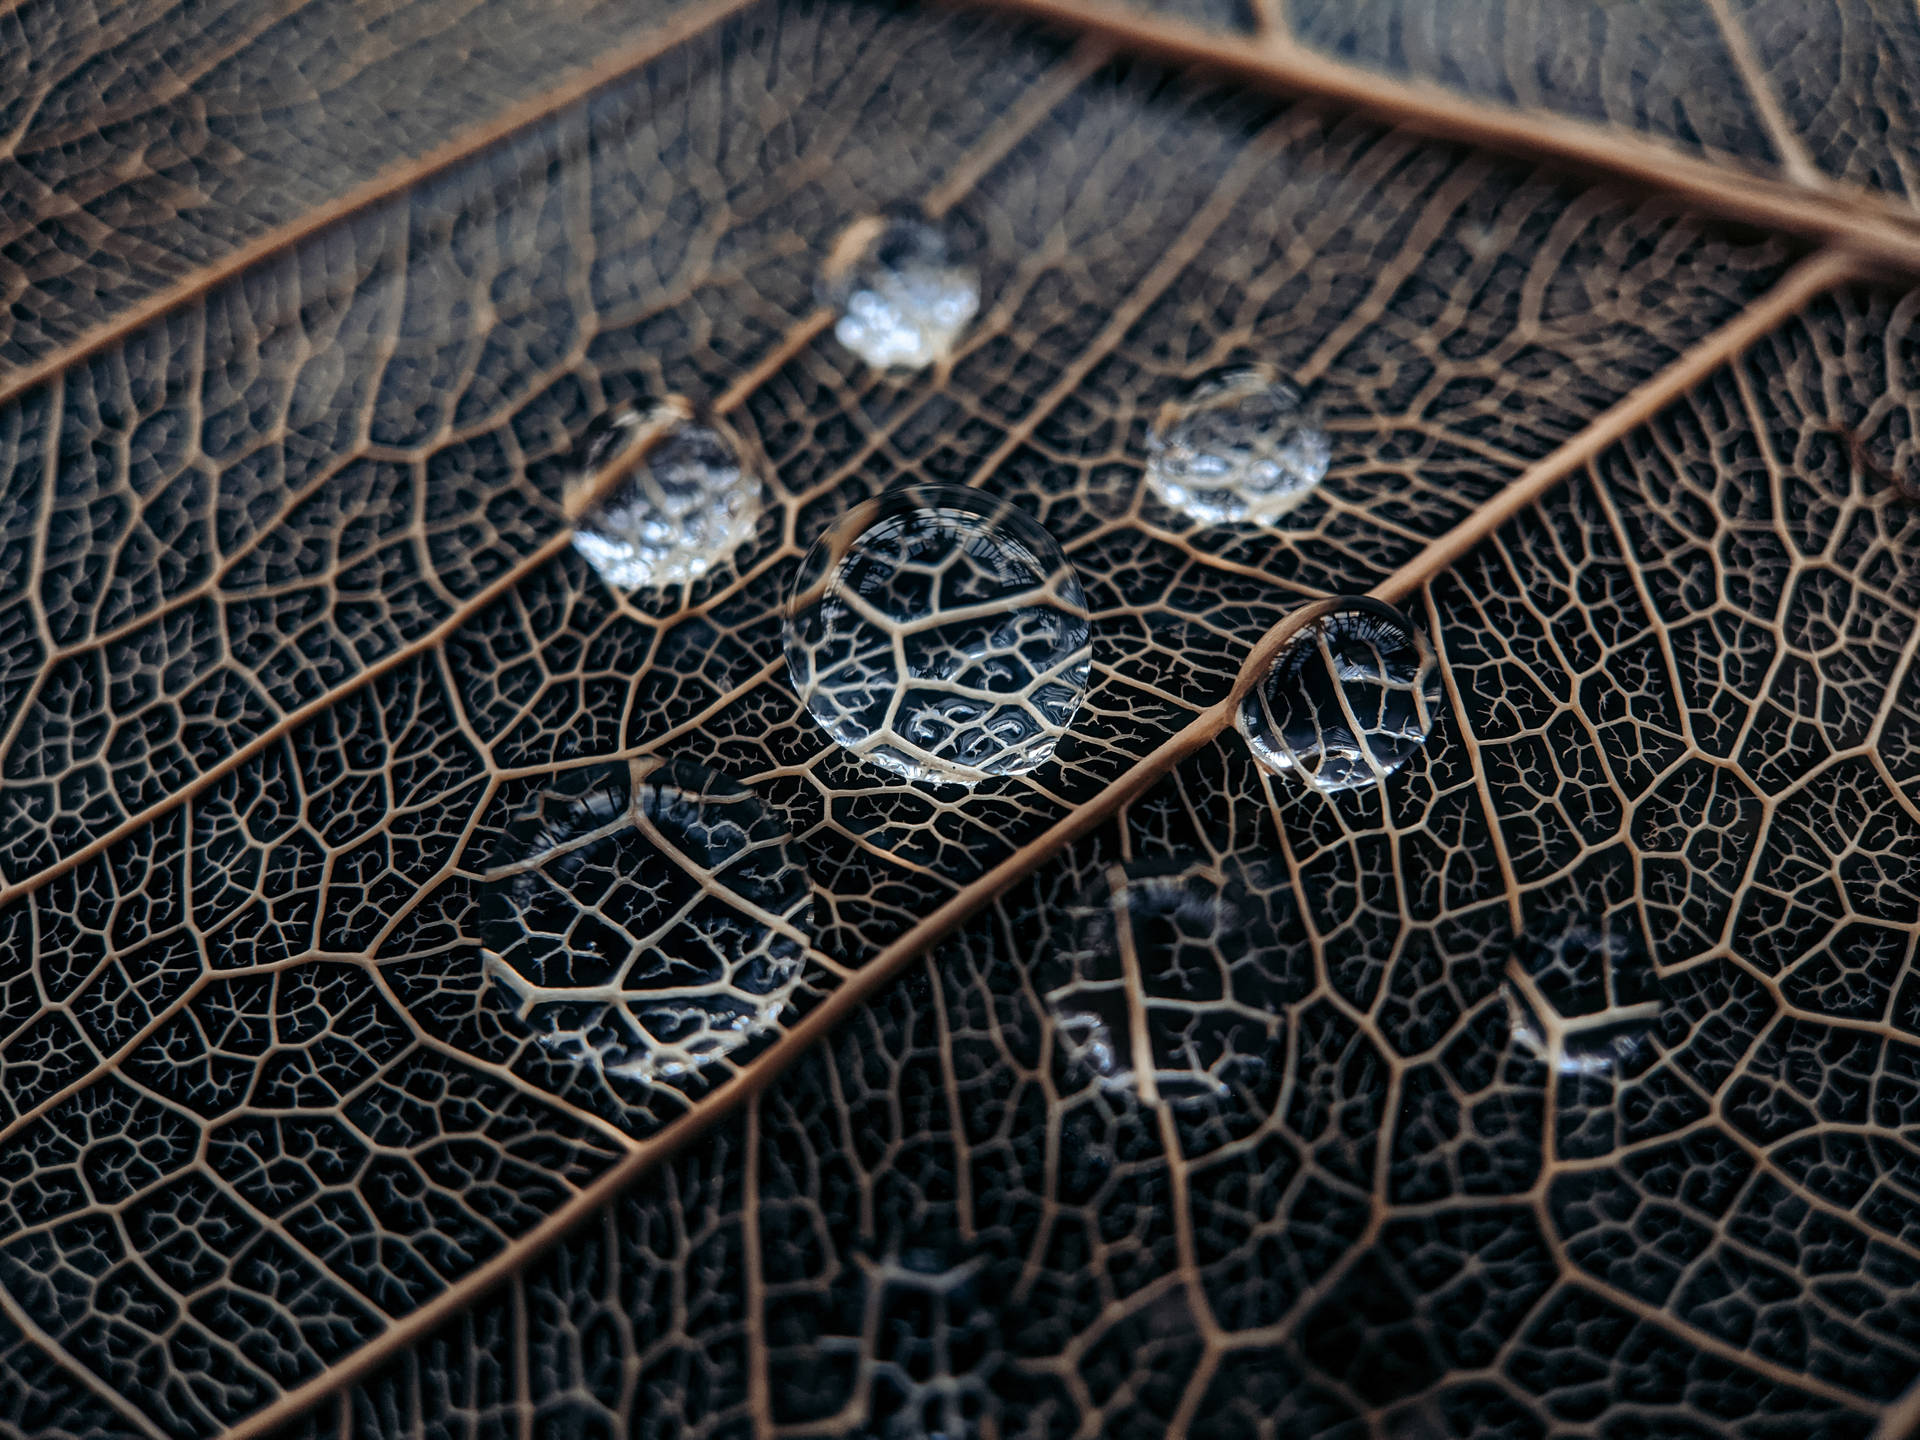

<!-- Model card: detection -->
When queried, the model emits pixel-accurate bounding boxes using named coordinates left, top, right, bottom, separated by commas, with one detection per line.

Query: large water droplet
left=1145, top=365, right=1330, bottom=525
left=1238, top=599, right=1442, bottom=792
left=477, top=757, right=813, bottom=1083
left=571, top=400, right=762, bottom=590
left=1502, top=921, right=1666, bottom=1075
left=820, top=213, right=980, bottom=371
left=784, top=484, right=1091, bottom=785
left=1041, top=859, right=1289, bottom=1107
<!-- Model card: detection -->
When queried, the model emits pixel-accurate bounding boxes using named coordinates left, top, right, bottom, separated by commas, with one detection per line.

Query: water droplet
left=571, top=399, right=762, bottom=590
left=477, top=757, right=813, bottom=1083
left=820, top=213, right=980, bottom=371
left=1041, top=859, right=1287, bottom=1107
left=784, top=484, right=1091, bottom=785
left=1145, top=365, right=1330, bottom=525
left=1502, top=921, right=1666, bottom=1075
left=1238, top=599, right=1442, bottom=792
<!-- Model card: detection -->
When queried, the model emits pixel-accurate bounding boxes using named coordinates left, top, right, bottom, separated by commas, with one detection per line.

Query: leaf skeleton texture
left=0, top=0, right=758, bottom=388
left=279, top=284, right=1920, bottom=1438
left=999, top=0, right=1920, bottom=268
left=0, top=0, right=1914, bottom=1435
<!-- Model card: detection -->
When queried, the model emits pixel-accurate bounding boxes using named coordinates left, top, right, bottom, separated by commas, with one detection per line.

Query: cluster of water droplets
left=784, top=484, right=1091, bottom=785
left=476, top=757, right=815, bottom=1083
left=1239, top=599, right=1442, bottom=792
left=571, top=398, right=763, bottom=591
left=506, top=207, right=1468, bottom=1085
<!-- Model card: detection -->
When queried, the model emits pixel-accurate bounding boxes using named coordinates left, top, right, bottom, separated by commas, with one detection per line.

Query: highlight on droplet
left=819, top=212, right=981, bottom=371
left=1145, top=364, right=1331, bottom=525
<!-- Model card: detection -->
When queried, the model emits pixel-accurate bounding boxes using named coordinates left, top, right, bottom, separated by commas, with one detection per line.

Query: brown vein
left=744, top=1095, right=773, bottom=1440
left=0, top=0, right=767, bottom=413
left=1875, top=1356, right=1920, bottom=1440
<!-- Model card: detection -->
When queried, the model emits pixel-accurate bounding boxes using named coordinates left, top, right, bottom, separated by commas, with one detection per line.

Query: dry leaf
left=0, top=0, right=1914, bottom=1436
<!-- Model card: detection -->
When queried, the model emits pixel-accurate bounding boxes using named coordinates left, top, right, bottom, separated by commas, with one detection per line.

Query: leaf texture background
left=0, top=0, right=783, bottom=386
left=0, top=0, right=1916, bottom=1436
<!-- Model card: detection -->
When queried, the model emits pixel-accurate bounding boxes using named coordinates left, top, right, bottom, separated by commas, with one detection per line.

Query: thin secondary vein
left=1698, top=0, right=1827, bottom=189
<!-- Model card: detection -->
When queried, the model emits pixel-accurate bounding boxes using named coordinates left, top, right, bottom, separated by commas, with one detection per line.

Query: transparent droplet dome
left=1238, top=598, right=1442, bottom=792
left=819, top=213, right=981, bottom=371
left=476, top=757, right=814, bottom=1083
left=1145, top=365, right=1331, bottom=525
left=570, top=399, right=762, bottom=590
left=783, top=484, right=1091, bottom=785
left=1037, top=857, right=1305, bottom=1109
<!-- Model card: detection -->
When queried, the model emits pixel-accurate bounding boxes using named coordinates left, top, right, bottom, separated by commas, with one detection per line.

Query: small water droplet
left=1145, top=365, right=1331, bottom=525
left=784, top=484, right=1091, bottom=785
left=477, top=757, right=813, bottom=1083
left=820, top=213, right=980, bottom=371
left=571, top=399, right=762, bottom=589
left=1502, top=921, right=1666, bottom=1075
left=1042, top=859, right=1285, bottom=1107
left=1238, top=598, right=1442, bottom=792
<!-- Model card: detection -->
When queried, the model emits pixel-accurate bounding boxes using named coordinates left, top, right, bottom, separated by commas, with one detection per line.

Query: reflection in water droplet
left=820, top=214, right=980, bottom=370
left=1145, top=365, right=1331, bottom=525
left=1238, top=599, right=1442, bottom=792
left=1042, top=859, right=1288, bottom=1107
left=784, top=484, right=1091, bottom=785
left=1502, top=921, right=1666, bottom=1075
left=571, top=400, right=762, bottom=590
left=477, top=757, right=813, bottom=1082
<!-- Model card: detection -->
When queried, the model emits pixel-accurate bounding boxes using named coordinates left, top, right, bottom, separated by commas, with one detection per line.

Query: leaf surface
left=0, top=0, right=1916, bottom=1436
left=0, top=0, right=769, bottom=390
left=286, top=278, right=1920, bottom=1440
